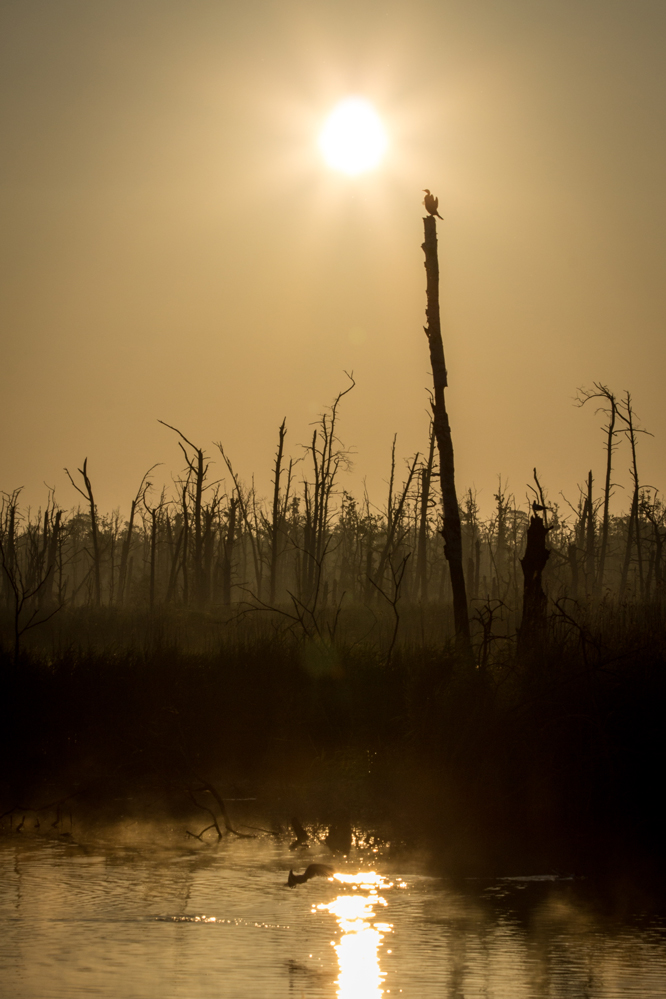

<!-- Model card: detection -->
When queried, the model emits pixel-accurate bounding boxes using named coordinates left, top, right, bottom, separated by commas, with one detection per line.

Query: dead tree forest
left=1, top=384, right=663, bottom=660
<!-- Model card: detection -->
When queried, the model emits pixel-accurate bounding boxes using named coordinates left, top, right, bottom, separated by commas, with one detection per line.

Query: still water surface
left=1, top=834, right=665, bottom=998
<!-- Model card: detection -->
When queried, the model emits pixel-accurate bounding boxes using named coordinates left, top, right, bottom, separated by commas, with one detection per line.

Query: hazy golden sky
left=1, top=0, right=665, bottom=516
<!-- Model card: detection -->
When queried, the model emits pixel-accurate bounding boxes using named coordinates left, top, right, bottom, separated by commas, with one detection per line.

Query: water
left=1, top=832, right=665, bottom=998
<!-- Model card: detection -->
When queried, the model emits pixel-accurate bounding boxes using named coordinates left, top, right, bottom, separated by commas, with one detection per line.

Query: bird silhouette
left=289, top=816, right=309, bottom=851
left=287, top=863, right=334, bottom=887
left=423, top=189, right=443, bottom=219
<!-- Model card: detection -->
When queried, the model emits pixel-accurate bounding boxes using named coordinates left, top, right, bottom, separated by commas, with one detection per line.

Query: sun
left=319, top=98, right=388, bottom=175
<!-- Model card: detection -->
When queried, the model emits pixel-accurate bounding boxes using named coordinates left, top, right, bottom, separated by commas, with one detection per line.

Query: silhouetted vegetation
left=1, top=384, right=664, bottom=876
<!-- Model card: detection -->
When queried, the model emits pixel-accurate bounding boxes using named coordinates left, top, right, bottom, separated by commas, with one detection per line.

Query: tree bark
left=422, top=215, right=471, bottom=654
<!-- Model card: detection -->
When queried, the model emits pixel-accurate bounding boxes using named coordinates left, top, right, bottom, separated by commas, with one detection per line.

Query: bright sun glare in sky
left=319, top=98, right=388, bottom=175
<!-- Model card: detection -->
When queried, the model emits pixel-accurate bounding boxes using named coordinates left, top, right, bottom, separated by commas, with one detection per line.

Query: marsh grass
left=1, top=397, right=664, bottom=874
left=1, top=596, right=664, bottom=876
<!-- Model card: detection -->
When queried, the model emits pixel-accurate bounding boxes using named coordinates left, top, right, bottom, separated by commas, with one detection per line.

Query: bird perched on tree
left=423, top=189, right=443, bottom=219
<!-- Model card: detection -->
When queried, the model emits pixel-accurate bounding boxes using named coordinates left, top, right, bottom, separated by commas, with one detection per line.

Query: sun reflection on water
left=314, top=871, right=395, bottom=998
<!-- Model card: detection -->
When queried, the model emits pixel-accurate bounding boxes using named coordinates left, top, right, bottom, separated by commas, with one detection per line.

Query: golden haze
left=1, top=0, right=665, bottom=513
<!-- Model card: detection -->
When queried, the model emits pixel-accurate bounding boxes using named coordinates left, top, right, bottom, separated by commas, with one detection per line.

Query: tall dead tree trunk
left=642, top=499, right=664, bottom=599
left=416, top=423, right=436, bottom=602
left=1, top=491, right=19, bottom=609
left=221, top=494, right=238, bottom=606
left=269, top=419, right=287, bottom=605
left=159, top=423, right=210, bottom=605
left=192, top=447, right=206, bottom=603
left=618, top=393, right=648, bottom=600
left=422, top=214, right=471, bottom=655
left=518, top=512, right=550, bottom=654
left=584, top=470, right=595, bottom=598
left=202, top=499, right=218, bottom=605
left=181, top=479, right=190, bottom=606
left=147, top=503, right=158, bottom=611
left=118, top=497, right=137, bottom=606
left=216, top=448, right=262, bottom=600
left=577, top=383, right=618, bottom=599
left=164, top=515, right=183, bottom=604
left=118, top=465, right=158, bottom=606
left=65, top=459, right=101, bottom=607
left=40, top=508, right=61, bottom=610
left=305, top=377, right=355, bottom=605
left=143, top=487, right=165, bottom=611
left=373, top=446, right=419, bottom=593
left=598, top=391, right=617, bottom=597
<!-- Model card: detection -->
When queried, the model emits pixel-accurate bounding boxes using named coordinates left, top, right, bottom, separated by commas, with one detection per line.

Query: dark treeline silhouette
left=1, top=383, right=664, bottom=878
left=0, top=384, right=663, bottom=660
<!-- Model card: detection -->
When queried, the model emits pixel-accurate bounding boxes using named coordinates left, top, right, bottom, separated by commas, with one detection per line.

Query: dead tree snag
left=518, top=512, right=550, bottom=654
left=422, top=212, right=471, bottom=656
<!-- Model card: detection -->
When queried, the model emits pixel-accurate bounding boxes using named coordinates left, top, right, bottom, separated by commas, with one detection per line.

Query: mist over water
left=1, top=834, right=665, bottom=998
left=2, top=4, right=666, bottom=995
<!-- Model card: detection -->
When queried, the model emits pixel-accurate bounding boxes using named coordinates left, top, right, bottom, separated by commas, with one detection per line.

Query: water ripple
left=0, top=837, right=664, bottom=998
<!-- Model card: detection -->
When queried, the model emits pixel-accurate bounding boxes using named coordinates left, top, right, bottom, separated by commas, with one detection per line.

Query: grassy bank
left=2, top=600, right=664, bottom=878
